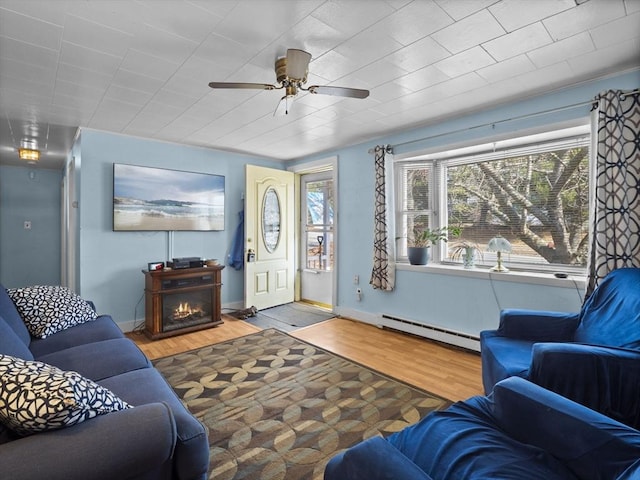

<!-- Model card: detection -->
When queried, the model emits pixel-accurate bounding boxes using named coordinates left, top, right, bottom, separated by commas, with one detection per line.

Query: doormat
left=247, top=302, right=335, bottom=331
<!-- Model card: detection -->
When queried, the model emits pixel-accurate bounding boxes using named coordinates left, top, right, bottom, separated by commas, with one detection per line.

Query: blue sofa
left=324, top=376, right=640, bottom=480
left=0, top=284, right=209, bottom=480
left=480, top=267, right=640, bottom=429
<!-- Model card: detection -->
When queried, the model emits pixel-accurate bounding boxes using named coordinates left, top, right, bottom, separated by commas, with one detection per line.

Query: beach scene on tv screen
left=113, top=164, right=225, bottom=231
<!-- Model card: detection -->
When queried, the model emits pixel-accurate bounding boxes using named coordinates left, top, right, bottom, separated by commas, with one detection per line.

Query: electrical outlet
left=24, top=221, right=31, bottom=230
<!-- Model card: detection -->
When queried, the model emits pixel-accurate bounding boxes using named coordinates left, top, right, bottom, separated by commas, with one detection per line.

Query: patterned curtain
left=370, top=145, right=395, bottom=291
left=586, top=89, right=640, bottom=296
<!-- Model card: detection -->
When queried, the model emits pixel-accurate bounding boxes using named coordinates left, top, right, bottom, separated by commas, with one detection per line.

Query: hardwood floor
left=127, top=317, right=261, bottom=360
left=129, top=315, right=484, bottom=402
left=293, top=318, right=483, bottom=402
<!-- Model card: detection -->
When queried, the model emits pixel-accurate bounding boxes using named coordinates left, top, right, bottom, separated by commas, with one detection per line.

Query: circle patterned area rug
left=153, top=328, right=450, bottom=480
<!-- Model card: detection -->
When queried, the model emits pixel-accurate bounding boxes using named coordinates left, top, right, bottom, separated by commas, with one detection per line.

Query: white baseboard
left=333, top=306, right=480, bottom=352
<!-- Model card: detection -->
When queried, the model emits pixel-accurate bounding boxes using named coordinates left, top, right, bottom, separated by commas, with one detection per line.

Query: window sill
left=395, top=262, right=586, bottom=289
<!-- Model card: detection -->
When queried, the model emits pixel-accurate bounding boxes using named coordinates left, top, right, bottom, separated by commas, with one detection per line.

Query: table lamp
left=487, top=236, right=512, bottom=272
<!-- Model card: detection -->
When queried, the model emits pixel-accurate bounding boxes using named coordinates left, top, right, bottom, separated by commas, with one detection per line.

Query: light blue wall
left=295, top=70, right=640, bottom=336
left=0, top=165, right=62, bottom=287
left=76, top=130, right=282, bottom=329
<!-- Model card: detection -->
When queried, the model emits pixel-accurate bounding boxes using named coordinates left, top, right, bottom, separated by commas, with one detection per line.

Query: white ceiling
left=0, top=0, right=639, bottom=170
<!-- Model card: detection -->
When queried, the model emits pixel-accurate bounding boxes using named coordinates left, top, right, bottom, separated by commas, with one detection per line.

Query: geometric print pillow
left=0, top=354, right=130, bottom=436
left=7, top=286, right=98, bottom=339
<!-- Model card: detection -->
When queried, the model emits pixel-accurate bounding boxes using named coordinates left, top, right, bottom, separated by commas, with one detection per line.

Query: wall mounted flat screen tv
left=113, top=164, right=225, bottom=231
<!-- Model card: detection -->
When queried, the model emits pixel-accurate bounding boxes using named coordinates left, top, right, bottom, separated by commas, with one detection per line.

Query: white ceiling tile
left=476, top=54, right=537, bottom=83
left=311, top=0, right=395, bottom=37
left=52, top=90, right=101, bottom=113
left=375, top=0, right=453, bottom=46
left=590, top=11, right=640, bottom=49
left=120, top=49, right=180, bottom=82
left=56, top=63, right=114, bottom=91
left=334, top=31, right=403, bottom=74
left=528, top=32, right=595, bottom=68
left=183, top=93, right=239, bottom=120
left=0, top=0, right=638, bottom=167
left=270, top=15, right=343, bottom=59
left=482, top=22, right=553, bottom=62
left=155, top=115, right=213, bottom=142
left=0, top=0, right=70, bottom=25
left=129, top=24, right=199, bottom=65
left=432, top=9, right=505, bottom=54
left=0, top=7, right=63, bottom=50
left=434, top=0, right=496, bottom=21
left=193, top=32, right=254, bottom=72
left=568, top=37, right=640, bottom=76
left=0, top=36, right=58, bottom=70
left=212, top=1, right=320, bottom=50
left=433, top=46, right=495, bottom=77
left=0, top=73, right=54, bottom=98
left=489, top=0, right=574, bottom=33
left=395, top=65, right=450, bottom=92
left=134, top=0, right=224, bottom=43
left=338, top=59, right=407, bottom=89
left=151, top=89, right=200, bottom=111
left=163, top=74, right=211, bottom=99
left=89, top=98, right=141, bottom=132
left=543, top=0, right=627, bottom=41
left=386, top=36, right=452, bottom=73
left=625, top=0, right=640, bottom=14
left=309, top=50, right=356, bottom=83
left=370, top=80, right=414, bottom=103
left=418, top=72, right=488, bottom=103
left=514, top=61, right=574, bottom=90
left=111, top=69, right=165, bottom=95
left=63, top=14, right=132, bottom=58
left=0, top=57, right=57, bottom=86
left=58, top=41, right=122, bottom=76
left=53, top=78, right=105, bottom=103
left=104, top=84, right=154, bottom=106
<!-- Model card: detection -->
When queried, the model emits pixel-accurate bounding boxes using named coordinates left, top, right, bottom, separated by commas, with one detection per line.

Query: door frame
left=288, top=156, right=338, bottom=311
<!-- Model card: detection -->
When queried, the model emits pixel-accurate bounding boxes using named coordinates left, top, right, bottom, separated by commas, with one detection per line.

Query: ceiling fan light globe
left=286, top=49, right=311, bottom=81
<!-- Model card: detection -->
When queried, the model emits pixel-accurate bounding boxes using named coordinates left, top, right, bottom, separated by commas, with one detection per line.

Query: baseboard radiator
left=381, top=314, right=480, bottom=352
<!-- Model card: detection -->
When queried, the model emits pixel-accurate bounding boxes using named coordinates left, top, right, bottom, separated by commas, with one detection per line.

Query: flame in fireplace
left=172, top=302, right=203, bottom=321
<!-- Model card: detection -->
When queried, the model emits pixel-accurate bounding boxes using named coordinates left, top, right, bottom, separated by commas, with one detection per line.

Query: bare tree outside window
left=447, top=146, right=589, bottom=267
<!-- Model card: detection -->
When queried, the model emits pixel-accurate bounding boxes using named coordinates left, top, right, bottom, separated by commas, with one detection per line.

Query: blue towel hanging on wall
left=227, top=210, right=244, bottom=270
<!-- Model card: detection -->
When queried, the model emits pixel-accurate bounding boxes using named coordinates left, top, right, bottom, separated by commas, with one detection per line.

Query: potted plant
left=407, top=226, right=448, bottom=265
left=448, top=226, right=483, bottom=269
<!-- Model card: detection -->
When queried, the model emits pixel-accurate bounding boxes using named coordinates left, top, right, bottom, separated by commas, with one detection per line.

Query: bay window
left=395, top=125, right=591, bottom=272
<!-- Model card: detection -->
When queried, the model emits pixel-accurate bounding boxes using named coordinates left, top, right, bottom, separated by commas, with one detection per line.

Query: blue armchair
left=324, top=377, right=640, bottom=480
left=480, top=267, right=640, bottom=429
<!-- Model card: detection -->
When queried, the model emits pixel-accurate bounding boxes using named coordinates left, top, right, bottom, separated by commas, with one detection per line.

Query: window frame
left=394, top=124, right=591, bottom=274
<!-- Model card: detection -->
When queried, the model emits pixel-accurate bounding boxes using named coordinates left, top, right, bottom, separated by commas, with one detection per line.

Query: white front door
left=245, top=165, right=295, bottom=310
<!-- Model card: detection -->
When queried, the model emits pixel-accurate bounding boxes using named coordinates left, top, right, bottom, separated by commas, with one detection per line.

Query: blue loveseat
left=480, top=267, right=640, bottom=429
left=0, top=284, right=209, bottom=480
left=324, top=376, right=640, bottom=480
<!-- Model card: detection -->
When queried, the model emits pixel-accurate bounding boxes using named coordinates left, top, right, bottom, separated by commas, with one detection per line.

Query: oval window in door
left=262, top=187, right=281, bottom=253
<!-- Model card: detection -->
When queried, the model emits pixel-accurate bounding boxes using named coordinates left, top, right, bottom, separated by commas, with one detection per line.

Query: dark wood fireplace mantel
left=143, top=265, right=224, bottom=340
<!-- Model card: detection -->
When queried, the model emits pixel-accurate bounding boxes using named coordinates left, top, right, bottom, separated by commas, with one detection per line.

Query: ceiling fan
left=208, top=48, right=369, bottom=115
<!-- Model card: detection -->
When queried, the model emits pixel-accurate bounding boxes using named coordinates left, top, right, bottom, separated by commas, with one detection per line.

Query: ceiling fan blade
left=208, top=82, right=278, bottom=90
left=307, top=85, right=370, bottom=99
left=286, top=49, right=312, bottom=81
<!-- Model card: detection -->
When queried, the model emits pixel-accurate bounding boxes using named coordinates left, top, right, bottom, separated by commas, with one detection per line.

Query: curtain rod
left=369, top=88, right=639, bottom=154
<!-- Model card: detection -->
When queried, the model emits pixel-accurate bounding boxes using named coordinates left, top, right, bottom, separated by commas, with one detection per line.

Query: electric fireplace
left=144, top=265, right=224, bottom=340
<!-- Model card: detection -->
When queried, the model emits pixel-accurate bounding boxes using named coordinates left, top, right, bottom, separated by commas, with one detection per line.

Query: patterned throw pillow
left=7, top=286, right=97, bottom=338
left=0, top=355, right=130, bottom=436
